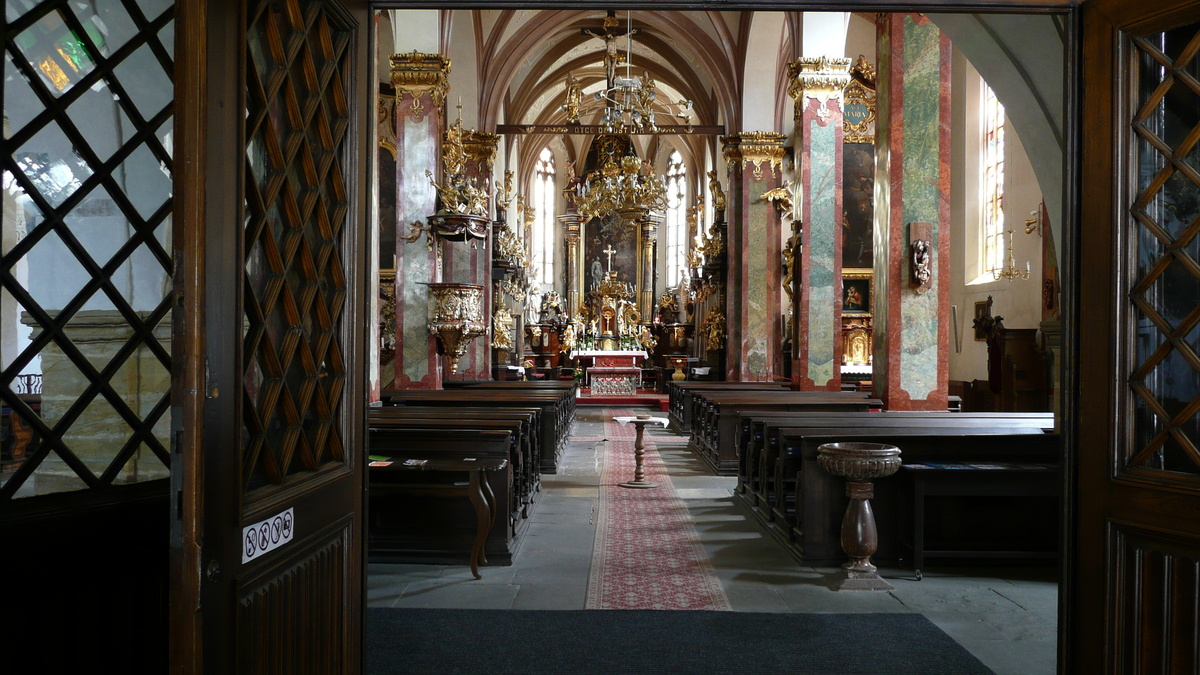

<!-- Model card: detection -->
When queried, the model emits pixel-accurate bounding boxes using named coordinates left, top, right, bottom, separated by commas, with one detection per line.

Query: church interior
left=14, top=0, right=1185, bottom=667
left=361, top=8, right=1064, bottom=674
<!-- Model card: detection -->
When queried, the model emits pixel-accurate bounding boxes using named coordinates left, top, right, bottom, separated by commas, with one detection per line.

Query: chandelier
left=992, top=229, right=1031, bottom=281
left=562, top=12, right=694, bottom=134
left=574, top=151, right=667, bottom=223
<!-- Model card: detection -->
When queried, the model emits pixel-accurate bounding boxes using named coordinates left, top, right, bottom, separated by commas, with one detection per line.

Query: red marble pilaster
left=875, top=15, right=952, bottom=410
left=390, top=51, right=449, bottom=389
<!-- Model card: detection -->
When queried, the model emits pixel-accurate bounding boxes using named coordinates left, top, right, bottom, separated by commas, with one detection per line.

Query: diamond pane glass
left=1130, top=20, right=1200, bottom=476
left=242, top=0, right=350, bottom=492
left=2, top=0, right=175, bottom=499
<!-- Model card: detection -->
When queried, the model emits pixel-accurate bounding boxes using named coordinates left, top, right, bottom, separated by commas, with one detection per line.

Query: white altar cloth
left=569, top=350, right=648, bottom=360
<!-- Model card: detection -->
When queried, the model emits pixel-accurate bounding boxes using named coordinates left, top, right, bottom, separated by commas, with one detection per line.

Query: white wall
left=949, top=48, right=1045, bottom=383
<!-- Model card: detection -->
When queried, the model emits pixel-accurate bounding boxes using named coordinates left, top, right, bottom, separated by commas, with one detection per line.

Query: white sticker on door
left=242, top=507, right=294, bottom=563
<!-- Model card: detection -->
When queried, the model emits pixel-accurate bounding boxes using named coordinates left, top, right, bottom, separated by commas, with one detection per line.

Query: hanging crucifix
left=603, top=245, right=617, bottom=273
left=582, top=10, right=637, bottom=89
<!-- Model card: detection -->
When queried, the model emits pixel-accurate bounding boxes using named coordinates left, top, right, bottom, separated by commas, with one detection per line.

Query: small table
left=901, top=462, right=1060, bottom=580
left=368, top=455, right=508, bottom=579
left=613, top=416, right=668, bottom=489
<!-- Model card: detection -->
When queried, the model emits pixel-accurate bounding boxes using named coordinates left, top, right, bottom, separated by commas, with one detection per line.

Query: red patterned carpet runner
left=585, top=409, right=731, bottom=610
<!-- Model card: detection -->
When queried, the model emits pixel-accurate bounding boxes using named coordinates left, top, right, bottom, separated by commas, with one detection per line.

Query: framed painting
left=841, top=269, right=873, bottom=316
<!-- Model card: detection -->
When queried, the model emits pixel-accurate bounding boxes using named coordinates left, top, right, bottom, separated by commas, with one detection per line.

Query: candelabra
left=992, top=229, right=1031, bottom=281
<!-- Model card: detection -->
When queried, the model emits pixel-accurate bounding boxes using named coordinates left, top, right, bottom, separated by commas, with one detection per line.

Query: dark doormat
left=367, top=608, right=994, bottom=675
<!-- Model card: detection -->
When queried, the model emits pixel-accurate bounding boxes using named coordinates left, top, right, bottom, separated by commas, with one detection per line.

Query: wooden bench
left=381, top=388, right=574, bottom=473
left=370, top=407, right=540, bottom=530
left=368, top=428, right=518, bottom=566
left=737, top=411, right=1053, bottom=510
left=687, top=391, right=881, bottom=474
left=665, top=381, right=791, bottom=433
left=368, top=455, right=507, bottom=579
left=901, top=461, right=1060, bottom=579
left=770, top=427, right=1059, bottom=567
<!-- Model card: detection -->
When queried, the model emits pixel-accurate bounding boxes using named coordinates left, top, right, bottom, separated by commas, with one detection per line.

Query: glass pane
left=1131, top=22, right=1200, bottom=475
left=14, top=119, right=95, bottom=209
left=14, top=10, right=98, bottom=97
left=2, top=0, right=175, bottom=500
left=66, top=82, right=134, bottom=164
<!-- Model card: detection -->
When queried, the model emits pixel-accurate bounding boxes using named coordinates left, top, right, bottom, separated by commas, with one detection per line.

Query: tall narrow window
left=982, top=84, right=1006, bottom=275
left=665, top=151, right=686, bottom=287
left=532, top=148, right=556, bottom=287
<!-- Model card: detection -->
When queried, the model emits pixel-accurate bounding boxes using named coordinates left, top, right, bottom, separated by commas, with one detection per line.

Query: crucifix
left=582, top=10, right=637, bottom=89
left=603, top=245, right=617, bottom=273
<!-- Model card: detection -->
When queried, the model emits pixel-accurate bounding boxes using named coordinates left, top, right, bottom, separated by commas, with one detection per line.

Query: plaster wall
left=948, top=49, right=1045, bottom=384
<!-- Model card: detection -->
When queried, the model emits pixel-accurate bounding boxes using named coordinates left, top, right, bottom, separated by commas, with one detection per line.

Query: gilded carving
left=726, top=131, right=786, bottom=181
left=426, top=283, right=487, bottom=374
left=707, top=169, right=727, bottom=214
left=389, top=51, right=451, bottom=121
left=426, top=116, right=490, bottom=219
left=378, top=94, right=397, bottom=160
left=492, top=305, right=515, bottom=352
left=700, top=306, right=726, bottom=350
left=786, top=56, right=853, bottom=107
left=463, top=130, right=500, bottom=169
left=843, top=56, right=878, bottom=144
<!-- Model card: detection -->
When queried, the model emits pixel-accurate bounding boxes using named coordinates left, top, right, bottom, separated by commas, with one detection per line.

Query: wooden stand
left=816, top=442, right=901, bottom=590
left=619, top=418, right=659, bottom=489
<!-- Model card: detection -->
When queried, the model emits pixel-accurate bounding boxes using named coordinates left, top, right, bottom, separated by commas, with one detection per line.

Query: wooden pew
left=381, top=388, right=574, bottom=473
left=771, top=426, right=1059, bottom=567
left=737, top=411, right=1053, bottom=506
left=370, top=408, right=540, bottom=527
left=687, top=391, right=881, bottom=474
left=368, top=428, right=518, bottom=565
left=665, top=381, right=791, bottom=433
left=688, top=389, right=879, bottom=453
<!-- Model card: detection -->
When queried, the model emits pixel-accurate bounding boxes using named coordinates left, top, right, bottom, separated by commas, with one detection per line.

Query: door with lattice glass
left=173, top=0, right=370, bottom=672
left=1076, top=0, right=1200, bottom=672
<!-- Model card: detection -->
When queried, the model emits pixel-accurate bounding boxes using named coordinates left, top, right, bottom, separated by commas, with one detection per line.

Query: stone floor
left=368, top=409, right=1059, bottom=675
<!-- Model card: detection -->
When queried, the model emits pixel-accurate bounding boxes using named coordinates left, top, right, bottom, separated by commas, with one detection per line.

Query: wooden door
left=171, top=0, right=371, bottom=672
left=1075, top=0, right=1200, bottom=672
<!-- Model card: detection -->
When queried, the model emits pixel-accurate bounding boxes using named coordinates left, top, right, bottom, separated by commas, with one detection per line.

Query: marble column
left=789, top=57, right=852, bottom=391
left=458, top=129, right=498, bottom=380
left=873, top=15, right=952, bottom=410
left=722, top=132, right=787, bottom=381
left=390, top=51, right=449, bottom=389
left=639, top=212, right=661, bottom=323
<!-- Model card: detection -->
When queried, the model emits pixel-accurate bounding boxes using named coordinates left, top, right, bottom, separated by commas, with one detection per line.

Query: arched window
left=981, top=83, right=1006, bottom=276
left=532, top=148, right=556, bottom=287
left=664, top=150, right=687, bottom=287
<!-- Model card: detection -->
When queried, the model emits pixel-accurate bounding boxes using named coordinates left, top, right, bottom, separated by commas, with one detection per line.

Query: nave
left=366, top=407, right=1056, bottom=675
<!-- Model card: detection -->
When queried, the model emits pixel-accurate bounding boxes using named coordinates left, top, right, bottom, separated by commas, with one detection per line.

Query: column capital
left=389, top=51, right=451, bottom=120
left=722, top=131, right=787, bottom=182
left=787, top=56, right=853, bottom=105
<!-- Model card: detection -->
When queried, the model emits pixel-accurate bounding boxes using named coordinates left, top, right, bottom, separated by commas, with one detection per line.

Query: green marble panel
left=746, top=194, right=769, bottom=378
left=401, top=117, right=436, bottom=383
left=898, top=17, right=943, bottom=400
left=807, top=115, right=837, bottom=386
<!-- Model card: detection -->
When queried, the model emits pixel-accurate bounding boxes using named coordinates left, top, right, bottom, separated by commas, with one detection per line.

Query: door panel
left=173, top=0, right=370, bottom=672
left=1077, top=1, right=1200, bottom=672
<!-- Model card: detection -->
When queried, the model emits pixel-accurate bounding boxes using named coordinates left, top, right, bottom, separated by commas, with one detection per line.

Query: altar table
left=588, top=367, right=642, bottom=396
left=568, top=350, right=648, bottom=368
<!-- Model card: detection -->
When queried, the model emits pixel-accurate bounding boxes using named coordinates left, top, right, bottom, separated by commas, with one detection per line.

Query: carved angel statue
left=442, top=116, right=467, bottom=177
left=497, top=169, right=514, bottom=213
left=562, top=73, right=583, bottom=123
left=700, top=306, right=727, bottom=350
left=639, top=325, right=658, bottom=352
left=492, top=306, right=515, bottom=351
left=912, top=239, right=932, bottom=287
left=560, top=322, right=578, bottom=354
left=762, top=186, right=794, bottom=220
left=708, top=169, right=727, bottom=214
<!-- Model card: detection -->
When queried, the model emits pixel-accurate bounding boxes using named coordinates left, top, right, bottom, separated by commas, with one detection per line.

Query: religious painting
left=841, top=269, right=873, bottom=316
left=842, top=142, right=875, bottom=269
left=584, top=213, right=638, bottom=294
left=974, top=300, right=991, bottom=341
